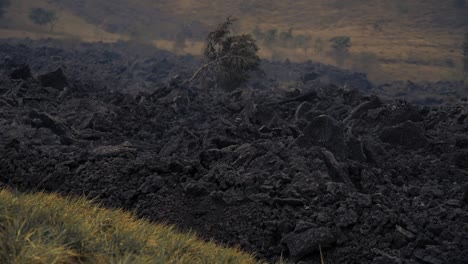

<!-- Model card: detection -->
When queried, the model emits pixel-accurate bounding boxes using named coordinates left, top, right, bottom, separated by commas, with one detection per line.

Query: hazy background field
left=1, top=0, right=467, bottom=84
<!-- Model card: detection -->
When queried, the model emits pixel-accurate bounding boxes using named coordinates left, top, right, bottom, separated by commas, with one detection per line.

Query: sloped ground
left=0, top=189, right=260, bottom=264
left=43, top=0, right=468, bottom=82
left=0, top=40, right=467, bottom=263
left=3, top=0, right=466, bottom=82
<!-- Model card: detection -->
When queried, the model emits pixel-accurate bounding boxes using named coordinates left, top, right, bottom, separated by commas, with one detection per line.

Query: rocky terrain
left=376, top=81, right=467, bottom=105
left=0, top=39, right=467, bottom=263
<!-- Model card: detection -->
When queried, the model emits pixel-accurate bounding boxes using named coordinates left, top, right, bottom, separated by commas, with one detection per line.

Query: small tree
left=263, top=29, right=277, bottom=47
left=188, top=17, right=263, bottom=89
left=330, top=36, right=351, bottom=66
left=294, top=34, right=312, bottom=52
left=314, top=38, right=324, bottom=54
left=279, top=28, right=294, bottom=47
left=252, top=26, right=264, bottom=40
left=29, top=7, right=57, bottom=31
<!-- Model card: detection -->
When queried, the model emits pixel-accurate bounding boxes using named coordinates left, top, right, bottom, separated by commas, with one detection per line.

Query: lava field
left=0, top=39, right=467, bottom=263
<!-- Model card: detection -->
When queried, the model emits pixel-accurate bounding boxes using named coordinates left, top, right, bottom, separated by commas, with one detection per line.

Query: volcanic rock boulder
left=325, top=71, right=372, bottom=91
left=296, top=115, right=347, bottom=159
left=386, top=101, right=423, bottom=125
left=301, top=71, right=320, bottom=83
left=138, top=175, right=165, bottom=194
left=91, top=142, right=137, bottom=158
left=453, top=150, right=468, bottom=169
left=29, top=110, right=75, bottom=145
left=344, top=95, right=382, bottom=122
left=184, top=181, right=212, bottom=196
left=345, top=134, right=367, bottom=162
left=455, top=135, right=468, bottom=149
left=282, top=226, right=336, bottom=261
left=38, top=68, right=68, bottom=90
left=295, top=102, right=315, bottom=122
left=322, top=150, right=355, bottom=188
left=10, top=65, right=32, bottom=80
left=379, top=121, right=428, bottom=149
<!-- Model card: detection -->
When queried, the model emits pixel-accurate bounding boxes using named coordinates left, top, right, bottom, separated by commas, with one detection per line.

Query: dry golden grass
left=2, top=0, right=126, bottom=42
left=141, top=0, right=467, bottom=83
left=0, top=0, right=466, bottom=83
left=0, top=188, right=263, bottom=264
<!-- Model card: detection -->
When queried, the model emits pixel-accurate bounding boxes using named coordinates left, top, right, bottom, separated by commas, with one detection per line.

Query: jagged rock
left=413, top=249, right=443, bottom=264
left=248, top=193, right=271, bottom=203
left=463, top=183, right=468, bottom=204
left=336, top=206, right=358, bottom=227
left=345, top=134, right=367, bottom=162
left=296, top=115, right=347, bottom=159
left=10, top=65, right=32, bottom=80
left=301, top=72, right=320, bottom=83
left=322, top=70, right=372, bottom=91
left=282, top=227, right=336, bottom=261
left=304, top=110, right=325, bottom=122
left=386, top=102, right=423, bottom=125
left=91, top=142, right=137, bottom=158
left=232, top=143, right=256, bottom=167
left=455, top=136, right=468, bottom=149
left=184, top=181, right=212, bottom=196
left=363, top=139, right=386, bottom=164
left=344, top=95, right=382, bottom=122
left=322, top=150, right=355, bottom=189
left=38, top=68, right=68, bottom=90
left=273, top=198, right=305, bottom=206
left=380, top=121, right=428, bottom=149
left=0, top=40, right=467, bottom=264
left=29, top=110, right=75, bottom=145
left=243, top=103, right=275, bottom=126
left=57, top=86, right=71, bottom=100
left=294, top=102, right=314, bottom=121
left=453, top=150, right=468, bottom=169
left=396, top=225, right=415, bottom=240
left=139, top=175, right=165, bottom=194
left=222, top=189, right=246, bottom=205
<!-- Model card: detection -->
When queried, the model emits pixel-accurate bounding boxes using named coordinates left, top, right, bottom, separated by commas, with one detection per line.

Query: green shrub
left=189, top=17, right=263, bottom=89
left=294, top=34, right=312, bottom=49
left=263, top=29, right=278, bottom=46
left=314, top=38, right=324, bottom=53
left=252, top=26, right=264, bottom=40
left=279, top=28, right=294, bottom=47
left=330, top=36, right=351, bottom=51
left=29, top=7, right=57, bottom=31
left=329, top=36, right=351, bottom=66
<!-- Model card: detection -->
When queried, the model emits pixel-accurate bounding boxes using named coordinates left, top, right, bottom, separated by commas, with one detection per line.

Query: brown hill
left=1, top=0, right=467, bottom=83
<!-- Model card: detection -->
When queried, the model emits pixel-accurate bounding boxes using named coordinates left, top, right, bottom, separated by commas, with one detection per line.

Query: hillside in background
left=0, top=0, right=467, bottom=83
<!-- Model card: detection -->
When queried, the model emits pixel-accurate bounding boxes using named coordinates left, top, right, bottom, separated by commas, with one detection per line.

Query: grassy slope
left=1, top=0, right=467, bottom=83
left=0, top=188, right=262, bottom=264
left=1, top=0, right=125, bottom=42
left=151, top=0, right=467, bottom=83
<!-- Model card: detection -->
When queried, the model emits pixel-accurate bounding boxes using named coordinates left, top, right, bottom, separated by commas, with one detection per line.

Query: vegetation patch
left=0, top=189, right=261, bottom=264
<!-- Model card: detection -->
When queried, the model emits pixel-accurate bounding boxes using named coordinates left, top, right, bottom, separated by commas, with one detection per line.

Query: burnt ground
left=0, top=39, right=467, bottom=264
